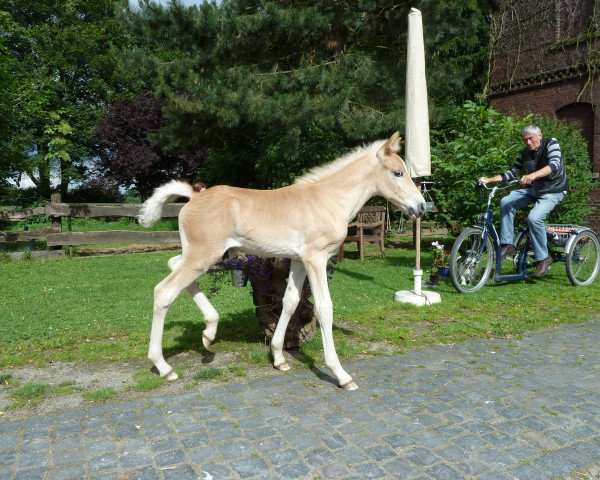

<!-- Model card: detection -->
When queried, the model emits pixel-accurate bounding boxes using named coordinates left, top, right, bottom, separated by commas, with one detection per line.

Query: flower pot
left=437, top=266, right=450, bottom=277
left=231, top=269, right=248, bottom=287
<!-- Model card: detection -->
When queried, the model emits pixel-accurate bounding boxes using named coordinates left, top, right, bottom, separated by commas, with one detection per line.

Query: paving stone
left=269, top=448, right=299, bottom=466
left=231, top=456, right=269, bottom=478
left=535, top=451, right=578, bottom=477
left=510, top=462, right=547, bottom=479
left=382, top=458, right=422, bottom=477
left=118, top=451, right=153, bottom=469
left=13, top=466, right=48, bottom=480
left=2, top=318, right=600, bottom=480
left=276, top=460, right=311, bottom=478
left=150, top=436, right=180, bottom=453
left=404, top=447, right=440, bottom=467
left=162, top=463, right=198, bottom=480
left=426, top=463, right=464, bottom=480
left=322, top=433, right=347, bottom=449
left=255, top=435, right=287, bottom=453
left=437, top=444, right=470, bottom=463
left=219, top=439, right=255, bottom=460
left=45, top=464, right=85, bottom=480
left=335, top=445, right=370, bottom=465
left=352, top=462, right=387, bottom=479
left=198, top=462, right=232, bottom=478
left=17, top=450, right=49, bottom=469
left=88, top=454, right=119, bottom=472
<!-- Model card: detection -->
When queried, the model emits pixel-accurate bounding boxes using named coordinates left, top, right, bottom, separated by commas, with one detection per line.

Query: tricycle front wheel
left=450, top=227, right=494, bottom=293
left=566, top=230, right=600, bottom=286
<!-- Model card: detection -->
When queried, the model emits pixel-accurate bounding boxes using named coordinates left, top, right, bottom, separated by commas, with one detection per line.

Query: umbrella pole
left=413, top=179, right=422, bottom=295
left=394, top=8, right=440, bottom=306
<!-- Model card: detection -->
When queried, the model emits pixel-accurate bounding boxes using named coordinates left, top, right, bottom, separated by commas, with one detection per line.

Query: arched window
left=556, top=102, right=594, bottom=168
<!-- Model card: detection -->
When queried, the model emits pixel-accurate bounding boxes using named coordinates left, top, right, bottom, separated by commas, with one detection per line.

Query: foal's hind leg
left=168, top=255, right=219, bottom=348
left=271, top=260, right=306, bottom=371
left=149, top=264, right=203, bottom=380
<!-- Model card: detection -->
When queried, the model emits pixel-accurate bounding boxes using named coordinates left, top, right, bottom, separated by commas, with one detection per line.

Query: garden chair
left=339, top=206, right=386, bottom=261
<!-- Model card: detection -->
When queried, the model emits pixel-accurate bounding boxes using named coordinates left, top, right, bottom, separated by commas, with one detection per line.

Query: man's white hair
left=521, top=125, right=542, bottom=137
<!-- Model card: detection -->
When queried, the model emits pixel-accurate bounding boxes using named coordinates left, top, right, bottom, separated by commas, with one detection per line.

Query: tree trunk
left=248, top=258, right=315, bottom=349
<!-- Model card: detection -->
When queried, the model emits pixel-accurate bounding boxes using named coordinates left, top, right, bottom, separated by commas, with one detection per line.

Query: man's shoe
left=501, top=245, right=517, bottom=258
left=534, top=256, right=553, bottom=278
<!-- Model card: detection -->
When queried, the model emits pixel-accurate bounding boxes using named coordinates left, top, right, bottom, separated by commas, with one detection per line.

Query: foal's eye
left=393, top=171, right=403, bottom=178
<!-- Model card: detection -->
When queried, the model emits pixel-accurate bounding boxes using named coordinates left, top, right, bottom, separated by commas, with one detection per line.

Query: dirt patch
left=0, top=349, right=285, bottom=419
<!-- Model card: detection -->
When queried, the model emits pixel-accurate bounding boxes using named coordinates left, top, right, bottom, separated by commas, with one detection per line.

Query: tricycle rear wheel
left=566, top=230, right=600, bottom=286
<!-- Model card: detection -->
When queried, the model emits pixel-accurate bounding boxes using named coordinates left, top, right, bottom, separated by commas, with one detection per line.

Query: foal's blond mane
left=294, top=139, right=386, bottom=184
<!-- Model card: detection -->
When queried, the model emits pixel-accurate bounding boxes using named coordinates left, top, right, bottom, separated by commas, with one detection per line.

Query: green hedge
left=430, top=101, right=594, bottom=229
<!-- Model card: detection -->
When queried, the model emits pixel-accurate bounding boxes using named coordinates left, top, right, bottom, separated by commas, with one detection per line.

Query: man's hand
left=520, top=173, right=536, bottom=186
left=479, top=176, right=501, bottom=185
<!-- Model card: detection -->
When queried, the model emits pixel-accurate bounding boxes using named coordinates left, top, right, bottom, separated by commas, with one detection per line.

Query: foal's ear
left=378, top=131, right=401, bottom=160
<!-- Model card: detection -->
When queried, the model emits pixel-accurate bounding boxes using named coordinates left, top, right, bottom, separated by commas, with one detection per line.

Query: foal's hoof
left=274, top=362, right=291, bottom=372
left=341, top=380, right=358, bottom=391
left=202, top=333, right=213, bottom=349
left=162, top=370, right=179, bottom=381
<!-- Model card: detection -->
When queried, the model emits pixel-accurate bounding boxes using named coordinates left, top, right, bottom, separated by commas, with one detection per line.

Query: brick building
left=488, top=0, right=600, bottom=231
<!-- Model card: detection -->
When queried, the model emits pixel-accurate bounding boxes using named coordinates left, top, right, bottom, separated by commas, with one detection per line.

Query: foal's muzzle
left=408, top=201, right=426, bottom=219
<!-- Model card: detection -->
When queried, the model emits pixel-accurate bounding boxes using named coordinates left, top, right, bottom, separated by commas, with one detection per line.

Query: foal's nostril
left=419, top=202, right=426, bottom=215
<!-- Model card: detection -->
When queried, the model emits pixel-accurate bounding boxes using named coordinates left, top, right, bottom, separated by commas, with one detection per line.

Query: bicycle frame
left=476, top=183, right=530, bottom=282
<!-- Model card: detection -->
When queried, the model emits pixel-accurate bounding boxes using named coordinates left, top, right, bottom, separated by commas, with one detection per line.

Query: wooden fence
left=0, top=193, right=184, bottom=251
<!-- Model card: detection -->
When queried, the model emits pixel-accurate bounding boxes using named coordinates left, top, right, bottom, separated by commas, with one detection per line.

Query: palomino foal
left=138, top=132, right=425, bottom=390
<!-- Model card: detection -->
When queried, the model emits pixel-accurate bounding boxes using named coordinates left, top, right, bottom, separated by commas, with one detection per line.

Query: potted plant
left=210, top=254, right=321, bottom=348
left=429, top=241, right=450, bottom=285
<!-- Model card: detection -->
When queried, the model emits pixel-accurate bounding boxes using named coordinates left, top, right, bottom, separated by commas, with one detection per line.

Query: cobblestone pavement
left=1, top=319, right=600, bottom=480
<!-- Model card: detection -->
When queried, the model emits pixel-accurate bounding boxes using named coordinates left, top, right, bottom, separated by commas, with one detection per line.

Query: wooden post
left=49, top=193, right=62, bottom=250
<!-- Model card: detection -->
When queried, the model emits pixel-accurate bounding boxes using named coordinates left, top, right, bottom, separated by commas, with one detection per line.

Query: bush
left=0, top=186, right=46, bottom=208
left=67, top=178, right=124, bottom=203
left=430, top=101, right=594, bottom=229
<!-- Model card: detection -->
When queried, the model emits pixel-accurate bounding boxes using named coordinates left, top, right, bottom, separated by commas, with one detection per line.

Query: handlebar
left=478, top=179, right=519, bottom=205
left=478, top=179, right=519, bottom=190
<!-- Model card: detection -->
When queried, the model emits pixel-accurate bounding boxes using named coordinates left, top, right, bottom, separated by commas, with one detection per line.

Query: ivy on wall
left=487, top=0, right=600, bottom=100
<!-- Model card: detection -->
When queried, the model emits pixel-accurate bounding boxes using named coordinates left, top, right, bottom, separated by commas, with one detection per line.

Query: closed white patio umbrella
left=395, top=8, right=441, bottom=306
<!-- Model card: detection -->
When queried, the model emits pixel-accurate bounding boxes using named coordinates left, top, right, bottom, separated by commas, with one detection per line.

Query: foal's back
left=178, top=183, right=345, bottom=259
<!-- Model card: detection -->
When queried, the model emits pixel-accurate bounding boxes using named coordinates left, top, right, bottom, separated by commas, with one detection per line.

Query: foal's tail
left=138, top=180, right=194, bottom=227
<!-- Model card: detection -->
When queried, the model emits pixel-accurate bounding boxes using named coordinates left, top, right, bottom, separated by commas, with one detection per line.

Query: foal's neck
left=318, top=157, right=377, bottom=222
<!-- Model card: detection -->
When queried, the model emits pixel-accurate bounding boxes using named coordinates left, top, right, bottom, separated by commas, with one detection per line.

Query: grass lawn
left=1, top=243, right=599, bottom=372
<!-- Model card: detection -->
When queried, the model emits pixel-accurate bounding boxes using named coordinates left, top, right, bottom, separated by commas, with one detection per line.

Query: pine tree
left=120, top=0, right=495, bottom=188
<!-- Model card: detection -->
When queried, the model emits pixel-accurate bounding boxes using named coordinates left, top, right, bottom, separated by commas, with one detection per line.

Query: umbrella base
left=394, top=289, right=441, bottom=306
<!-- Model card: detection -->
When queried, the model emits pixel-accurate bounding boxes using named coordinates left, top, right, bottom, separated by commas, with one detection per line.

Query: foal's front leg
left=304, top=256, right=357, bottom=390
left=271, top=260, right=306, bottom=371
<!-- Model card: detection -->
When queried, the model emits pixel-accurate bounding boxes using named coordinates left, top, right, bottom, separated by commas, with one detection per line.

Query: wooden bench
left=339, top=206, right=386, bottom=261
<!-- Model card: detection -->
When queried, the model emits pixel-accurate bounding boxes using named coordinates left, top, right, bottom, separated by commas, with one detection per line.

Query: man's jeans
left=499, top=189, right=565, bottom=261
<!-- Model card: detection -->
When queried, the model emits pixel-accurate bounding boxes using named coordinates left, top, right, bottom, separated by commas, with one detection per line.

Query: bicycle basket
left=545, top=224, right=583, bottom=246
